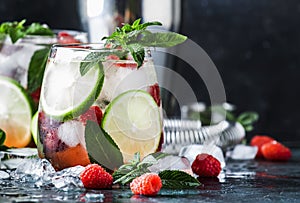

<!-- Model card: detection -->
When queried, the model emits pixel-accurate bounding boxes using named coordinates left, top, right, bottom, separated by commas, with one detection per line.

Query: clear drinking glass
left=37, top=44, right=163, bottom=170
left=0, top=30, right=87, bottom=148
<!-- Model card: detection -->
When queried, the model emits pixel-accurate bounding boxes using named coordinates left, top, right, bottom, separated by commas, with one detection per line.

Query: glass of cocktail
left=37, top=43, right=163, bottom=170
left=0, top=21, right=87, bottom=148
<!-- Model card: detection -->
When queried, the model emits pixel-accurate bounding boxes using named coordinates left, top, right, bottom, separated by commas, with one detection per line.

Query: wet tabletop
left=1, top=148, right=300, bottom=203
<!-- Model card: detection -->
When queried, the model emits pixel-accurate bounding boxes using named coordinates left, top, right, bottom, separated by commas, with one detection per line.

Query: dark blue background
left=1, top=0, right=299, bottom=143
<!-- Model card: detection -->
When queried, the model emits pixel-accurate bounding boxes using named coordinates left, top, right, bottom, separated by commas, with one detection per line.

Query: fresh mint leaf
left=139, top=32, right=187, bottom=47
left=0, top=129, right=6, bottom=146
left=25, top=23, right=54, bottom=36
left=159, top=170, right=201, bottom=189
left=85, top=120, right=123, bottom=170
left=80, top=49, right=128, bottom=76
left=27, top=47, right=50, bottom=94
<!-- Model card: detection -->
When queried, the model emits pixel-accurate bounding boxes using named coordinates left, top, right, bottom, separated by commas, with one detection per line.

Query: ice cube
left=226, top=144, right=258, bottom=160
left=179, top=144, right=226, bottom=168
left=57, top=120, right=86, bottom=148
left=147, top=155, right=192, bottom=174
left=0, top=170, right=9, bottom=179
left=52, top=165, right=84, bottom=190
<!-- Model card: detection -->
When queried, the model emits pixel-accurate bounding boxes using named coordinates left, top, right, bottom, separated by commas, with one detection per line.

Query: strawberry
left=250, top=135, right=275, bottom=158
left=79, top=106, right=103, bottom=125
left=57, top=31, right=81, bottom=44
left=191, top=153, right=221, bottom=177
left=130, top=173, right=162, bottom=196
left=148, top=83, right=160, bottom=106
left=113, top=62, right=137, bottom=69
left=261, top=141, right=292, bottom=161
left=80, top=164, right=113, bottom=189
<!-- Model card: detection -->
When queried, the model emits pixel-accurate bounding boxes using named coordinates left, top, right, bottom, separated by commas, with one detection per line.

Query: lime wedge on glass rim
left=40, top=60, right=104, bottom=121
left=102, top=90, right=162, bottom=162
left=0, top=76, right=32, bottom=148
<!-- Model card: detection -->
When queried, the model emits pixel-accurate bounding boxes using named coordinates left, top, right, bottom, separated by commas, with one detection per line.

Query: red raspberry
left=148, top=83, right=160, bottom=106
left=113, top=62, right=138, bottom=69
left=79, top=106, right=103, bottom=125
left=261, top=141, right=292, bottom=161
left=191, top=153, right=221, bottom=177
left=250, top=135, right=275, bottom=158
left=130, top=173, right=162, bottom=196
left=80, top=164, right=113, bottom=189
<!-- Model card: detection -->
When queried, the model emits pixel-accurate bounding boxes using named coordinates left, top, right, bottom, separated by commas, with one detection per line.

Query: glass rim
left=51, top=43, right=151, bottom=53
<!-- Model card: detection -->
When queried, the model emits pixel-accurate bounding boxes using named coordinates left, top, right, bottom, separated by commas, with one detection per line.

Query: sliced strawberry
left=57, top=31, right=81, bottom=44
left=250, top=135, right=275, bottom=158
left=113, top=62, right=137, bottom=69
left=261, top=141, right=292, bottom=161
left=148, top=83, right=160, bottom=106
left=79, top=106, right=103, bottom=125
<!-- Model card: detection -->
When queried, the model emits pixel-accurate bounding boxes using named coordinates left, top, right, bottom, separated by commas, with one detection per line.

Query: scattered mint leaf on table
left=113, top=152, right=200, bottom=190
left=159, top=170, right=201, bottom=189
left=85, top=120, right=123, bottom=171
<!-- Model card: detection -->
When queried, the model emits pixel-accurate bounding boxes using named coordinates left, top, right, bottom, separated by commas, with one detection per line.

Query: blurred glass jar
left=0, top=30, right=87, bottom=97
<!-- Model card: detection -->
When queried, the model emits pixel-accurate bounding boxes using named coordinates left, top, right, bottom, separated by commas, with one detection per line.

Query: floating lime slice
left=102, top=90, right=162, bottom=162
left=40, top=60, right=104, bottom=120
left=0, top=76, right=32, bottom=148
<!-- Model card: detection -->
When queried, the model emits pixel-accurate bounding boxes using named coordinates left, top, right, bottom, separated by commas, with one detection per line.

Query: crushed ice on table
left=147, top=155, right=192, bottom=174
left=11, top=158, right=56, bottom=187
left=7, top=158, right=85, bottom=190
left=226, top=144, right=258, bottom=160
left=179, top=144, right=226, bottom=168
left=52, top=165, right=84, bottom=190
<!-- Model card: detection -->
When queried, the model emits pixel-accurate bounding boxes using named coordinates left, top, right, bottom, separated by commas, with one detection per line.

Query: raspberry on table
left=191, top=153, right=221, bottom=177
left=130, top=173, right=162, bottom=196
left=80, top=164, right=113, bottom=189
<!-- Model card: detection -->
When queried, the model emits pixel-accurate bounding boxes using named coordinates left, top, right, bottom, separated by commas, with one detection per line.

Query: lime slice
left=31, top=111, right=38, bottom=145
left=0, top=76, right=32, bottom=148
left=40, top=60, right=104, bottom=120
left=102, top=90, right=162, bottom=162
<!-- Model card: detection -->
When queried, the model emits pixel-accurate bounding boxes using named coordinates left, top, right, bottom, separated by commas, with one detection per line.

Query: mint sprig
left=102, top=18, right=187, bottom=68
left=112, top=152, right=200, bottom=190
left=0, top=19, right=54, bottom=43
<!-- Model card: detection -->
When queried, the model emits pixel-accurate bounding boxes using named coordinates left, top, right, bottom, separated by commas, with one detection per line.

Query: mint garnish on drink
left=0, top=19, right=54, bottom=43
left=80, top=18, right=187, bottom=75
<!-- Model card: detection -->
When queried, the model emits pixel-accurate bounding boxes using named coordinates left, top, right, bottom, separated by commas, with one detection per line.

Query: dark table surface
left=1, top=148, right=300, bottom=203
